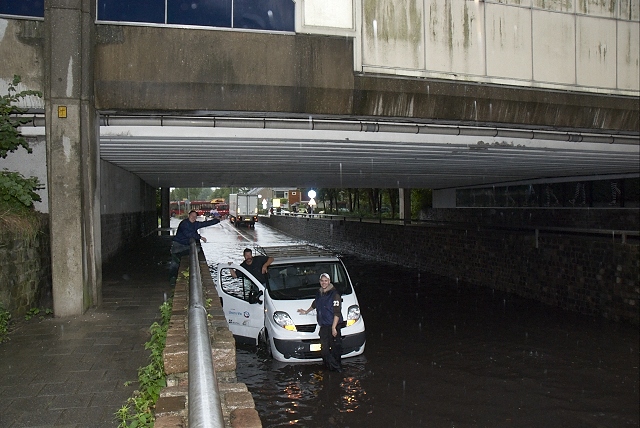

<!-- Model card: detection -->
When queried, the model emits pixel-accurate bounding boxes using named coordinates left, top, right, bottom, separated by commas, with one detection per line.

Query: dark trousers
left=319, top=325, right=342, bottom=371
left=169, top=242, right=190, bottom=284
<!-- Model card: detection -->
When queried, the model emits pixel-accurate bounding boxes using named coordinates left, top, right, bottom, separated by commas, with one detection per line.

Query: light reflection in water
left=339, top=376, right=366, bottom=413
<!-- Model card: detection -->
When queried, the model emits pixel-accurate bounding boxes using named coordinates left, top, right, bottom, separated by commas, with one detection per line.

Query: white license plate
left=310, top=343, right=321, bottom=352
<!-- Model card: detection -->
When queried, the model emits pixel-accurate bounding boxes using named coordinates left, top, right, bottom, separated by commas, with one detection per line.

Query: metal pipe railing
left=188, top=239, right=225, bottom=428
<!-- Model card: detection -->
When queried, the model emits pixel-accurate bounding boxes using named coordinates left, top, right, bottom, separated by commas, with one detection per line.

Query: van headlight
left=274, top=311, right=297, bottom=331
left=346, top=305, right=361, bottom=327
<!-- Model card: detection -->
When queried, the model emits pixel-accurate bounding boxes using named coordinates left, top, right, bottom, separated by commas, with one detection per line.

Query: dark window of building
left=97, top=0, right=165, bottom=24
left=3, top=0, right=294, bottom=32
left=167, top=0, right=232, bottom=28
left=233, top=0, right=294, bottom=31
left=0, top=0, right=44, bottom=18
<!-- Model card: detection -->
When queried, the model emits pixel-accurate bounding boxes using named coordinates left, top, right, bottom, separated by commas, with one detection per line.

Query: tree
left=0, top=75, right=43, bottom=211
left=170, top=187, right=211, bottom=201
left=387, top=188, right=398, bottom=218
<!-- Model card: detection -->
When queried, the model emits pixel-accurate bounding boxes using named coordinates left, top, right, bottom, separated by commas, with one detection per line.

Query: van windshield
left=266, top=261, right=352, bottom=300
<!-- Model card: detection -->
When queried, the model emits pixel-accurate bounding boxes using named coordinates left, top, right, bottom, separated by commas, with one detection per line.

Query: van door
left=215, top=263, right=265, bottom=344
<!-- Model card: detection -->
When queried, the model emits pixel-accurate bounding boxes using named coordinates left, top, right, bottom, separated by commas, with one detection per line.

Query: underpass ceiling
left=98, top=117, right=640, bottom=190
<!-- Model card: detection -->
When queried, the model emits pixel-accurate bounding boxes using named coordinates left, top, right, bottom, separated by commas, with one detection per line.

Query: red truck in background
left=170, top=199, right=228, bottom=218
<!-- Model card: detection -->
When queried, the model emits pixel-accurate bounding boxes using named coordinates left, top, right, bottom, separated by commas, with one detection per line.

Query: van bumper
left=273, top=331, right=366, bottom=360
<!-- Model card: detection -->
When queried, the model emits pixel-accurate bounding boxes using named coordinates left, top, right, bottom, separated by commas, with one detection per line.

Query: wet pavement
left=200, top=220, right=640, bottom=428
left=0, top=234, right=174, bottom=427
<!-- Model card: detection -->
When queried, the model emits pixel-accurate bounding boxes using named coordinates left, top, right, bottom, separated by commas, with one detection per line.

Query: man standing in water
left=298, top=273, right=343, bottom=372
left=169, top=210, right=220, bottom=286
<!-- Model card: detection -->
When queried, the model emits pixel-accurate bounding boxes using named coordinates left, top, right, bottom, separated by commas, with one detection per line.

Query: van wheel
left=258, top=329, right=272, bottom=358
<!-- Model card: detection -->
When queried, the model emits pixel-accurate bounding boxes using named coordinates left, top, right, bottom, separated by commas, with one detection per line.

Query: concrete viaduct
left=0, top=0, right=638, bottom=317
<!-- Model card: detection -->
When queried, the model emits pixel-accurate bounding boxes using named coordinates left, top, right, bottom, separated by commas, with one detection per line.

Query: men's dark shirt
left=173, top=218, right=220, bottom=245
left=240, top=255, right=270, bottom=284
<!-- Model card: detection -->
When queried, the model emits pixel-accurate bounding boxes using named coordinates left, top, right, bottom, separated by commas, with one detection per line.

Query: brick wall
left=0, top=215, right=51, bottom=317
left=261, top=210, right=639, bottom=325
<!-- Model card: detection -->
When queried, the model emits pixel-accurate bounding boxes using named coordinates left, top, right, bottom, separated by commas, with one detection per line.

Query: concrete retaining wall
left=101, top=211, right=157, bottom=262
left=100, top=160, right=158, bottom=262
left=0, top=215, right=51, bottom=317
left=260, top=210, right=639, bottom=325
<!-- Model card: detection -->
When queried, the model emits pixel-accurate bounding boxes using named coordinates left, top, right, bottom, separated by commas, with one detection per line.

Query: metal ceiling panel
left=98, top=118, right=640, bottom=189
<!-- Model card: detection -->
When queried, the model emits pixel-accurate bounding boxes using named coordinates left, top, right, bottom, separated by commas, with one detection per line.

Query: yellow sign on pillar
left=57, top=106, right=67, bottom=118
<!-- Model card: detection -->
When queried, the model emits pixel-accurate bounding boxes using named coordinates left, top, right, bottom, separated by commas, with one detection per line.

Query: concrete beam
left=399, top=188, right=411, bottom=224
left=161, top=187, right=170, bottom=231
left=93, top=26, right=639, bottom=132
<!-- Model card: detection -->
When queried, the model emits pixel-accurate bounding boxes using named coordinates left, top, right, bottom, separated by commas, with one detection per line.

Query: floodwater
left=194, top=219, right=639, bottom=428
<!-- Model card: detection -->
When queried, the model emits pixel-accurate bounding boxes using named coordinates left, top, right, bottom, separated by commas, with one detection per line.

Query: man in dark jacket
left=169, top=210, right=220, bottom=285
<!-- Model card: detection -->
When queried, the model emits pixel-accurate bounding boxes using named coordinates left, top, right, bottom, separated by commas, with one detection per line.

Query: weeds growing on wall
left=115, top=298, right=173, bottom=428
left=24, top=307, right=53, bottom=321
left=0, top=305, right=11, bottom=343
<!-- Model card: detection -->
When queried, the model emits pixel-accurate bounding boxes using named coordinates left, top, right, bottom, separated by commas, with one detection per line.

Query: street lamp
left=308, top=190, right=317, bottom=214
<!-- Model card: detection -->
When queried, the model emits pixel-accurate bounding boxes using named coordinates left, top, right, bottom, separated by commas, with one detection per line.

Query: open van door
left=215, top=263, right=265, bottom=344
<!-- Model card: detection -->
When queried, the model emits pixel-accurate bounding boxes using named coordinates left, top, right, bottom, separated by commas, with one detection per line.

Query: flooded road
left=194, top=219, right=639, bottom=428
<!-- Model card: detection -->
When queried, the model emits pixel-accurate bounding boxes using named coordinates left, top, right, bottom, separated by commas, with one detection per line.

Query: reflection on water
left=339, top=376, right=366, bottom=413
left=197, top=220, right=639, bottom=428
left=236, top=348, right=370, bottom=427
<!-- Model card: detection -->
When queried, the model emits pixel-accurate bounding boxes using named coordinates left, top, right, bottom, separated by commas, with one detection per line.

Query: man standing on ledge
left=169, top=210, right=220, bottom=285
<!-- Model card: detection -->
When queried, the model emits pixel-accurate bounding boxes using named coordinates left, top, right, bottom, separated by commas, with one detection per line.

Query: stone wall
left=0, top=215, right=51, bottom=317
left=260, top=210, right=639, bottom=325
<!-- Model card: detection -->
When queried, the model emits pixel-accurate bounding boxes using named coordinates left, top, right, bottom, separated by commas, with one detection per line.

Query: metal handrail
left=188, top=239, right=224, bottom=427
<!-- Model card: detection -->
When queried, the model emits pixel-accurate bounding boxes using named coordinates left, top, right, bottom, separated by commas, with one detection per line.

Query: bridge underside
left=93, top=26, right=639, bottom=190
left=99, top=116, right=639, bottom=190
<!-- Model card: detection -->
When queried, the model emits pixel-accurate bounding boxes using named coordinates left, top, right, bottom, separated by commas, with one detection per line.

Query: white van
left=215, top=245, right=366, bottom=363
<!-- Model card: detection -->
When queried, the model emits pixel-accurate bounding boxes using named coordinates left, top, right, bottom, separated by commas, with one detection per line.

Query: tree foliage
left=316, top=187, right=431, bottom=218
left=1, top=75, right=41, bottom=157
left=0, top=75, right=43, bottom=210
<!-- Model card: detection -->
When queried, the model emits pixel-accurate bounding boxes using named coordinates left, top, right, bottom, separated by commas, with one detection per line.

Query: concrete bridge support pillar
left=399, top=188, right=411, bottom=224
left=161, top=187, right=170, bottom=233
left=45, top=0, right=100, bottom=316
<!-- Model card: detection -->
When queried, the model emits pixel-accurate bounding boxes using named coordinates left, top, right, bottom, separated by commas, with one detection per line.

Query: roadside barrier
left=188, top=239, right=225, bottom=427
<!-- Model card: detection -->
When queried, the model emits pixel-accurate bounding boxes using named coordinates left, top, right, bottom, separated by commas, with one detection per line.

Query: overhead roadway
left=98, top=114, right=640, bottom=190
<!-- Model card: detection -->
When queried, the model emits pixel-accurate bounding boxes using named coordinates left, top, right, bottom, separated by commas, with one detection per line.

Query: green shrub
left=0, top=75, right=43, bottom=212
